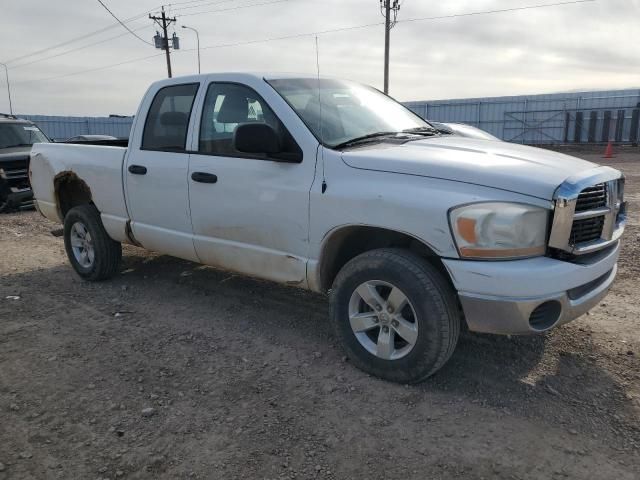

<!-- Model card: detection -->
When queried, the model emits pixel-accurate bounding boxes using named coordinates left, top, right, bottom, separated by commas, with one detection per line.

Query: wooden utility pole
left=381, top=0, right=401, bottom=94
left=150, top=7, right=177, bottom=78
left=383, top=1, right=391, bottom=94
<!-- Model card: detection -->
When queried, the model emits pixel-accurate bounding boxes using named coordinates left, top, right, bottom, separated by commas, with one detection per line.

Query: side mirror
left=233, top=123, right=280, bottom=155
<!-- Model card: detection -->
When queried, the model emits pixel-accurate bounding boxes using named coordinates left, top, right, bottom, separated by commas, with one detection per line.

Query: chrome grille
left=548, top=167, right=626, bottom=256
left=575, top=183, right=607, bottom=212
left=570, top=216, right=605, bottom=245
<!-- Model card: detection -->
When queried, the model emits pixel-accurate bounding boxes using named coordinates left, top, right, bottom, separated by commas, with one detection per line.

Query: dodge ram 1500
left=30, top=73, right=626, bottom=382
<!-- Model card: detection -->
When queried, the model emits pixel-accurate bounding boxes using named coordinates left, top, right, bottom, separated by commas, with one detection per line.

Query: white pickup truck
left=30, top=73, right=626, bottom=383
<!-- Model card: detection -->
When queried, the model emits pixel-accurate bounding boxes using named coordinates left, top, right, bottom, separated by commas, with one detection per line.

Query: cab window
left=142, top=83, right=199, bottom=151
left=198, top=82, right=299, bottom=158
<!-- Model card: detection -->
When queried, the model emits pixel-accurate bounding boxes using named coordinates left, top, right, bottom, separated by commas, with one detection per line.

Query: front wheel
left=330, top=248, right=460, bottom=383
left=63, top=204, right=122, bottom=281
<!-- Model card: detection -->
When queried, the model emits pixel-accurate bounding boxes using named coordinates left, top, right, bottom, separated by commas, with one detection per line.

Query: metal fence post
left=521, top=99, right=528, bottom=144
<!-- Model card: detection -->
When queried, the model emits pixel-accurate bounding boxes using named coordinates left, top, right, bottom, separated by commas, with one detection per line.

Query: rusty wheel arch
left=53, top=171, right=93, bottom=219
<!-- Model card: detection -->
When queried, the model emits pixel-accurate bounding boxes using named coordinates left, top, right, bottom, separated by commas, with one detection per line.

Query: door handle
left=191, top=172, right=218, bottom=184
left=128, top=165, right=147, bottom=175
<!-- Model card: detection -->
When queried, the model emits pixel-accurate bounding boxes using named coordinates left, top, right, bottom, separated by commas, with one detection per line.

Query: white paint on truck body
left=185, top=74, right=321, bottom=286
left=29, top=72, right=624, bottom=335
left=29, top=143, right=129, bottom=242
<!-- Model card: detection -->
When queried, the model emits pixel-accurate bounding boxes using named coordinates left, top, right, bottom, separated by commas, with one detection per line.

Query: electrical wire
left=194, top=0, right=596, bottom=52
left=400, top=0, right=596, bottom=25
left=2, top=0, right=285, bottom=70
left=10, top=24, right=154, bottom=70
left=167, top=0, right=232, bottom=7
left=12, top=0, right=597, bottom=85
left=13, top=52, right=166, bottom=86
left=95, top=0, right=154, bottom=45
left=1, top=5, right=160, bottom=65
left=177, top=0, right=291, bottom=17
left=169, top=0, right=237, bottom=12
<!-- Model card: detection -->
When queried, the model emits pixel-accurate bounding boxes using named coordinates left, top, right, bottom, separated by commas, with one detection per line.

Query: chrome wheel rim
left=70, top=222, right=95, bottom=268
left=348, top=280, right=418, bottom=360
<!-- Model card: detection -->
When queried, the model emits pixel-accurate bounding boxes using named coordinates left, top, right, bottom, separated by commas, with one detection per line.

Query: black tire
left=63, top=204, right=122, bottom=281
left=330, top=248, right=460, bottom=383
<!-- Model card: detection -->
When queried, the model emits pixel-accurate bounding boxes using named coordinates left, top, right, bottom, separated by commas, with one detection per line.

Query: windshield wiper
left=402, top=127, right=438, bottom=136
left=333, top=131, right=399, bottom=149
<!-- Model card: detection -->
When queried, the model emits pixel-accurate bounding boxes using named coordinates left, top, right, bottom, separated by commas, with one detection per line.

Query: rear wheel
left=330, top=248, right=460, bottom=383
left=63, top=204, right=121, bottom=281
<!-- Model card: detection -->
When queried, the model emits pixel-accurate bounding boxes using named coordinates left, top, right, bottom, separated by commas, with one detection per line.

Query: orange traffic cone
left=604, top=140, right=615, bottom=159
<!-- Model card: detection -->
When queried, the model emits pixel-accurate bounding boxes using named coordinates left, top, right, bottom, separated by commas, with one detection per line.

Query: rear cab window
left=141, top=83, right=199, bottom=152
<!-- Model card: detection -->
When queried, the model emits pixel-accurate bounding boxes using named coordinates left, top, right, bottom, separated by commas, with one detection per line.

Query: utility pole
left=150, top=7, right=177, bottom=78
left=380, top=0, right=401, bottom=94
left=0, top=62, right=13, bottom=114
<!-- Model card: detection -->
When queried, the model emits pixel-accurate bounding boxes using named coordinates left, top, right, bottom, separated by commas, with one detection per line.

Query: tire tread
left=330, top=248, right=460, bottom=383
left=63, top=204, right=121, bottom=281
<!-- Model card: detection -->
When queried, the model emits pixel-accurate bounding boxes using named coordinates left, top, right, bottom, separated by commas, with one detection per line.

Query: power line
left=4, top=0, right=272, bottom=66
left=169, top=0, right=237, bottom=12
left=13, top=52, right=165, bottom=86
left=399, top=0, right=596, bottom=25
left=12, top=0, right=596, bottom=86
left=197, top=0, right=597, bottom=52
left=95, top=0, right=154, bottom=45
left=10, top=24, right=153, bottom=70
left=167, top=0, right=233, bottom=6
left=1, top=6, right=158, bottom=65
left=177, top=0, right=291, bottom=17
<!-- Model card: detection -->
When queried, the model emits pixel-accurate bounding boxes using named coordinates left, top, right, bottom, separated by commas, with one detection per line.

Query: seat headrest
left=217, top=95, right=248, bottom=124
left=160, top=111, right=188, bottom=127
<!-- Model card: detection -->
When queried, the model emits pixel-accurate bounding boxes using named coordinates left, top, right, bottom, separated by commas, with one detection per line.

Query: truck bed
left=30, top=142, right=129, bottom=226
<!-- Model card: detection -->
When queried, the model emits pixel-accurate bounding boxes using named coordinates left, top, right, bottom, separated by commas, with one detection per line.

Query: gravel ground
left=1, top=147, right=639, bottom=479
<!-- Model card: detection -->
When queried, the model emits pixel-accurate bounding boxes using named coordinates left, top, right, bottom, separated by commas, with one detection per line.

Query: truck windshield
left=267, top=78, right=432, bottom=149
left=0, top=123, right=49, bottom=149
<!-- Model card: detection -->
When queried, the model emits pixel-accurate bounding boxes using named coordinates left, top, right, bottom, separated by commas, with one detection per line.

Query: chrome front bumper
left=443, top=241, right=620, bottom=335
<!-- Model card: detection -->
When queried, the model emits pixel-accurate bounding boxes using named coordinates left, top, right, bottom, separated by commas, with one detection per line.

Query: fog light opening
left=528, top=301, right=562, bottom=331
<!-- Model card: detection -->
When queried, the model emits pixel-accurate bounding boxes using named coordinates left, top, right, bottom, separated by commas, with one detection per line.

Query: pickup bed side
left=30, top=143, right=131, bottom=243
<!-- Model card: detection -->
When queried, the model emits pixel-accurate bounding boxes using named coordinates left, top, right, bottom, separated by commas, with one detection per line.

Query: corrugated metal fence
left=19, top=115, right=134, bottom=141
left=405, top=89, right=640, bottom=144
left=17, top=88, right=640, bottom=145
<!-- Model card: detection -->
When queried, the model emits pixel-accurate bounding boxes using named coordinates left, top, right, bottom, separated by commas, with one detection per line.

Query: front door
left=125, top=82, right=200, bottom=261
left=187, top=81, right=317, bottom=286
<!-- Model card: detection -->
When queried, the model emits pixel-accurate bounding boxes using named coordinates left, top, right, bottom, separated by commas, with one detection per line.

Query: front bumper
left=442, top=242, right=620, bottom=335
left=0, top=186, right=34, bottom=211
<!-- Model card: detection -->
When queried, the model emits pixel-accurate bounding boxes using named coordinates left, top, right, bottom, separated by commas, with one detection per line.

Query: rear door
left=187, top=79, right=318, bottom=286
left=124, top=82, right=200, bottom=261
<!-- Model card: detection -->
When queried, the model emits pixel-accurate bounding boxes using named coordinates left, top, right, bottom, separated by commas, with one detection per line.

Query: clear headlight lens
left=449, top=202, right=549, bottom=259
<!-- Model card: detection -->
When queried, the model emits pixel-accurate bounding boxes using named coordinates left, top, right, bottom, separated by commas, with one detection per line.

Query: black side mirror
left=233, top=123, right=280, bottom=155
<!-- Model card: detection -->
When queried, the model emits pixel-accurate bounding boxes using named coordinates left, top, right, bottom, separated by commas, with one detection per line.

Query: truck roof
left=148, top=72, right=340, bottom=89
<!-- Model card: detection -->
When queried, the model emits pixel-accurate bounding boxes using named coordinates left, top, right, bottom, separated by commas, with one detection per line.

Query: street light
left=0, top=62, right=13, bottom=114
left=181, top=25, right=200, bottom=74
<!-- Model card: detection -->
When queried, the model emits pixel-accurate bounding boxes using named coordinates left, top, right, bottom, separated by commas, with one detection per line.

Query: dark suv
left=0, top=113, right=49, bottom=212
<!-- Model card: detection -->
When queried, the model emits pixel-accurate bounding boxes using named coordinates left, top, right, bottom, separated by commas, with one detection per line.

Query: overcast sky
left=2, top=0, right=639, bottom=116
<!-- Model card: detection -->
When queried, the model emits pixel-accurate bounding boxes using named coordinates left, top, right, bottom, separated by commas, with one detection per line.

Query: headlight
left=449, top=202, right=549, bottom=259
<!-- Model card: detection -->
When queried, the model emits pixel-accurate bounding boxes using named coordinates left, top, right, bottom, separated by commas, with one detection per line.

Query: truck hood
left=341, top=136, right=598, bottom=200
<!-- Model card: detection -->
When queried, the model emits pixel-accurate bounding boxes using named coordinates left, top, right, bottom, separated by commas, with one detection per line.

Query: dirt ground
left=1, top=147, right=639, bottom=480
